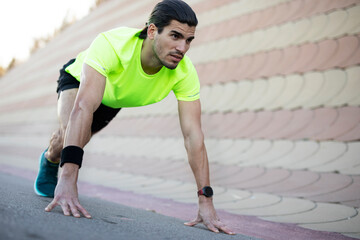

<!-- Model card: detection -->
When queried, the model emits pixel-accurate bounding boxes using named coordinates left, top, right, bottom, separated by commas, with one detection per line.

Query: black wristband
left=60, top=146, right=84, bottom=168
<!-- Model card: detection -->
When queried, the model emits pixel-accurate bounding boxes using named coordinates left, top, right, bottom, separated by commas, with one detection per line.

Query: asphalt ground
left=0, top=172, right=260, bottom=240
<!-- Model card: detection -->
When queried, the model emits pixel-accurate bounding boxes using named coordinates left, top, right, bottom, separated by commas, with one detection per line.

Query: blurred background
left=0, top=0, right=107, bottom=75
left=0, top=0, right=359, bottom=239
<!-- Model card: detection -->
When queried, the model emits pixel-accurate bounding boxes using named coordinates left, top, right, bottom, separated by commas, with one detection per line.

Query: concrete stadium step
left=194, top=0, right=360, bottom=45
left=188, top=4, right=360, bottom=64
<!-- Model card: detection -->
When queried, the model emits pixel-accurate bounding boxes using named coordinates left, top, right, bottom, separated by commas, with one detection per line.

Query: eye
left=186, top=38, right=194, bottom=44
left=171, top=34, right=179, bottom=40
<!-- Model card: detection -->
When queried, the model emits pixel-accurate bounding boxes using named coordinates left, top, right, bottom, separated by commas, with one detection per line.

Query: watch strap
left=197, top=186, right=213, bottom=197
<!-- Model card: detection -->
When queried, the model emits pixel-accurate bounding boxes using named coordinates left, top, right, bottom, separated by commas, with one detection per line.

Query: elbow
left=70, top=99, right=94, bottom=119
left=72, top=101, right=85, bottom=116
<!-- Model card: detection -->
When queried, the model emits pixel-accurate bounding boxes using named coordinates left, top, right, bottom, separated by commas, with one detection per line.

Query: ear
left=147, top=23, right=157, bottom=40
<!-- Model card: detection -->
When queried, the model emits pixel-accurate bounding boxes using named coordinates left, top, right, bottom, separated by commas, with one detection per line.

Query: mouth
left=169, top=53, right=183, bottom=62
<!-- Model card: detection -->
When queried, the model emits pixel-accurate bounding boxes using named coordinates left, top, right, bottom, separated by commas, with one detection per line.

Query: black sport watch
left=197, top=186, right=213, bottom=198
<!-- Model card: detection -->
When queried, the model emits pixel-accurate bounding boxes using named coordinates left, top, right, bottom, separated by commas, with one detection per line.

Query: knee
left=47, top=129, right=65, bottom=161
left=50, top=129, right=64, bottom=146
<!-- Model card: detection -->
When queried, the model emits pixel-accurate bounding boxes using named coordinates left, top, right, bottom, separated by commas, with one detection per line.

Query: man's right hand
left=45, top=163, right=91, bottom=218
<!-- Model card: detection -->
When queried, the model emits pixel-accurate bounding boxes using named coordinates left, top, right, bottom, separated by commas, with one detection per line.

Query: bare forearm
left=185, top=134, right=210, bottom=190
left=64, top=104, right=93, bottom=148
left=61, top=105, right=92, bottom=178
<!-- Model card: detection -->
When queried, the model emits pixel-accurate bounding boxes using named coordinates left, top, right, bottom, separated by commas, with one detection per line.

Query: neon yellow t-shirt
left=65, top=27, right=200, bottom=108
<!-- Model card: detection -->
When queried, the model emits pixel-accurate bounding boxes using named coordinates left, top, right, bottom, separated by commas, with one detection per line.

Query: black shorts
left=56, top=59, right=121, bottom=133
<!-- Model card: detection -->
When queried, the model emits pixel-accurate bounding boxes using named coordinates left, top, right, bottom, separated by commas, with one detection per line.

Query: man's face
left=151, top=20, right=196, bottom=69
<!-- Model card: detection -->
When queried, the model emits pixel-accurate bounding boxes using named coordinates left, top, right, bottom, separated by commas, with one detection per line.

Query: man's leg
left=47, top=88, right=78, bottom=162
left=34, top=88, right=78, bottom=197
left=34, top=86, right=120, bottom=197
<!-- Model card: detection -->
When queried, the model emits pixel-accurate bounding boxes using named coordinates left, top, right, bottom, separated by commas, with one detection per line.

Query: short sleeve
left=84, top=34, right=118, bottom=77
left=172, top=63, right=200, bottom=102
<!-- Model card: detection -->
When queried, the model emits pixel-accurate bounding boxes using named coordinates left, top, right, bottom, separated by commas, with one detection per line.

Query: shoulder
left=88, top=27, right=141, bottom=51
left=101, top=27, right=142, bottom=61
left=101, top=27, right=141, bottom=44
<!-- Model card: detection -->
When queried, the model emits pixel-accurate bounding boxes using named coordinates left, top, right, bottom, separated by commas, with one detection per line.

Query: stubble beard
left=152, top=42, right=178, bottom=70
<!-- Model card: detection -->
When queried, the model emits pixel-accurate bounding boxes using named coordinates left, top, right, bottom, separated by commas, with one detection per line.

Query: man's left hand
left=184, top=198, right=235, bottom=235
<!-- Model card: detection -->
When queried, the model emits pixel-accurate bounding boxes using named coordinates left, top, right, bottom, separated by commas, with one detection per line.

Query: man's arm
left=45, top=63, right=106, bottom=218
left=178, top=99, right=234, bottom=235
left=63, top=64, right=105, bottom=147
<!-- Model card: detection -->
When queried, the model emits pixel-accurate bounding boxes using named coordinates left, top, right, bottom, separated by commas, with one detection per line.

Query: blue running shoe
left=34, top=149, right=59, bottom=197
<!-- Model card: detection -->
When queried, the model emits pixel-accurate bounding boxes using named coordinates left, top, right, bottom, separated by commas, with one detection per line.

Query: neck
left=141, top=38, right=162, bottom=75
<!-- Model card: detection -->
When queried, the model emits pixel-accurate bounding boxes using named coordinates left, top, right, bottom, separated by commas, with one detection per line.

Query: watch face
left=204, top=187, right=213, bottom=197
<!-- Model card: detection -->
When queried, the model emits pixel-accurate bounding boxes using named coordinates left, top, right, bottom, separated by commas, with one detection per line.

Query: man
left=34, top=0, right=234, bottom=235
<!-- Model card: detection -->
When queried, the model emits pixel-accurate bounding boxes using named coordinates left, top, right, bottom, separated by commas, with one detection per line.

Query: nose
left=176, top=40, right=188, bottom=54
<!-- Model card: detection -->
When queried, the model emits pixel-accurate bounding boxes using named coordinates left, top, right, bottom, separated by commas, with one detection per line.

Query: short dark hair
left=138, top=0, right=198, bottom=39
